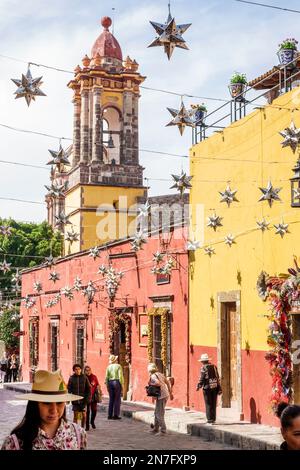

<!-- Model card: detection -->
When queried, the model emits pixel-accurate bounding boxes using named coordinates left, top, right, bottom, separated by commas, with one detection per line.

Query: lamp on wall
left=291, top=158, right=300, bottom=207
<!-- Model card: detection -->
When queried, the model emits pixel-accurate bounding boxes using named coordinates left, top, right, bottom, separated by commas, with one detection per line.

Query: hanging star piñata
left=11, top=66, right=46, bottom=106
left=89, top=246, right=101, bottom=260
left=256, top=218, right=270, bottom=232
left=61, top=286, right=74, bottom=300
left=153, top=252, right=165, bottom=263
left=259, top=181, right=282, bottom=207
left=55, top=212, right=71, bottom=229
left=166, top=102, right=195, bottom=135
left=33, top=281, right=43, bottom=293
left=45, top=181, right=68, bottom=198
left=131, top=233, right=147, bottom=252
left=204, top=247, right=216, bottom=257
left=187, top=240, right=201, bottom=251
left=148, top=5, right=191, bottom=60
left=279, top=121, right=300, bottom=154
left=44, top=255, right=56, bottom=268
left=207, top=213, right=223, bottom=231
left=274, top=220, right=289, bottom=238
left=73, top=276, right=83, bottom=292
left=170, top=171, right=193, bottom=196
left=224, top=234, right=236, bottom=247
left=49, top=271, right=60, bottom=282
left=138, top=201, right=151, bottom=218
left=219, top=186, right=239, bottom=207
left=0, top=260, right=12, bottom=273
left=47, top=145, right=70, bottom=171
left=65, top=228, right=79, bottom=244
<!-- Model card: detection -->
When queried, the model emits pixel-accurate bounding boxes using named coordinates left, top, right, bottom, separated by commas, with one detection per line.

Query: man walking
left=68, top=364, right=91, bottom=429
left=0, top=352, right=8, bottom=383
left=197, top=353, right=222, bottom=424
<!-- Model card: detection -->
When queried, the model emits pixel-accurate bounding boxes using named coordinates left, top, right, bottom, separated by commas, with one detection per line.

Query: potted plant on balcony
left=190, top=103, right=208, bottom=125
left=278, top=38, right=298, bottom=67
left=229, top=72, right=247, bottom=100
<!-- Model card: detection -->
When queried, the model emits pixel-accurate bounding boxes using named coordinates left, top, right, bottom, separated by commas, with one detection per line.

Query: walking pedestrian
left=0, top=352, right=8, bottom=383
left=276, top=402, right=300, bottom=450
left=105, top=355, right=124, bottom=420
left=1, top=369, right=86, bottom=450
left=5, top=354, right=12, bottom=383
left=147, top=363, right=173, bottom=435
left=67, top=364, right=91, bottom=430
left=84, top=365, right=102, bottom=431
left=196, top=353, right=222, bottom=424
left=10, top=353, right=19, bottom=382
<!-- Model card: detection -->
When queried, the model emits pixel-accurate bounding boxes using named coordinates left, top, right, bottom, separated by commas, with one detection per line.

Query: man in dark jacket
left=68, top=364, right=91, bottom=429
left=196, top=354, right=222, bottom=424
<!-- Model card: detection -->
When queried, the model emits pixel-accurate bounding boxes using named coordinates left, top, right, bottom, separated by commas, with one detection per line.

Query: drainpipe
left=186, top=251, right=190, bottom=410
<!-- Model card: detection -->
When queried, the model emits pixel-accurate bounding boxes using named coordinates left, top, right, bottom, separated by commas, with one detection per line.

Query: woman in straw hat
left=147, top=363, right=173, bottom=435
left=196, top=353, right=222, bottom=424
left=1, top=370, right=87, bottom=450
left=105, top=355, right=124, bottom=420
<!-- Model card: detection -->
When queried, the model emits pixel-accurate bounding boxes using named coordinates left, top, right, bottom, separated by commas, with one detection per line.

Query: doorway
left=221, top=302, right=238, bottom=408
left=113, top=320, right=130, bottom=400
left=50, top=323, right=59, bottom=371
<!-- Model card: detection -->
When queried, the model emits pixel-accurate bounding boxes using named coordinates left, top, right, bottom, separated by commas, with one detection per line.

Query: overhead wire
left=234, top=0, right=300, bottom=14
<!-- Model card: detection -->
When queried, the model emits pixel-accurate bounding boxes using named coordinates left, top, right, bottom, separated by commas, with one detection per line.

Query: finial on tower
left=101, top=16, right=112, bottom=31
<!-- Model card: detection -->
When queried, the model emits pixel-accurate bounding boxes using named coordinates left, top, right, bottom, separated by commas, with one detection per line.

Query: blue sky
left=0, top=0, right=300, bottom=222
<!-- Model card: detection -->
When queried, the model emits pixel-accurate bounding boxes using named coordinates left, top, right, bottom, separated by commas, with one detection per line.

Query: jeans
left=108, top=380, right=121, bottom=418
left=154, top=398, right=167, bottom=432
left=203, top=389, right=218, bottom=422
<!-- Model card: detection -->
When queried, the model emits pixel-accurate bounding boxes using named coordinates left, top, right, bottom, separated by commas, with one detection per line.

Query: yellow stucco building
left=189, top=76, right=300, bottom=425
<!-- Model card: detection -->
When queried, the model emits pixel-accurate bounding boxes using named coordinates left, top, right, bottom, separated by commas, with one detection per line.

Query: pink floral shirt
left=1, top=421, right=87, bottom=450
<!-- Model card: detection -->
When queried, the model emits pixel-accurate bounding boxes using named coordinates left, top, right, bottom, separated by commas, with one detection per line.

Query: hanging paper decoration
left=98, top=265, right=108, bottom=275
left=279, top=121, right=300, bottom=154
left=0, top=260, right=12, bottom=273
left=263, top=272, right=296, bottom=412
left=274, top=220, right=289, bottom=238
left=47, top=145, right=70, bottom=171
left=148, top=4, right=191, bottom=60
left=0, top=225, right=12, bottom=237
left=55, top=212, right=71, bottom=229
left=73, top=276, right=83, bottom=292
left=65, top=228, right=80, bottom=244
left=45, top=181, right=68, bottom=198
left=219, top=186, right=239, bottom=207
left=61, top=286, right=74, bottom=300
left=131, top=233, right=147, bottom=252
left=207, top=213, right=223, bottom=231
left=259, top=181, right=282, bottom=207
left=33, top=281, right=43, bottom=293
left=153, top=252, right=165, bottom=263
left=256, top=271, right=270, bottom=301
left=82, top=281, right=97, bottom=304
left=257, top=218, right=270, bottom=232
left=187, top=240, right=201, bottom=251
left=44, top=256, right=56, bottom=268
left=89, top=246, right=101, bottom=260
left=49, top=271, right=60, bottom=283
left=166, top=102, right=194, bottom=135
left=24, top=295, right=36, bottom=309
left=138, top=201, right=151, bottom=219
left=11, top=66, right=46, bottom=106
left=99, top=266, right=124, bottom=300
left=224, top=234, right=236, bottom=247
left=204, top=246, right=215, bottom=257
left=11, top=270, right=21, bottom=285
left=170, top=171, right=193, bottom=196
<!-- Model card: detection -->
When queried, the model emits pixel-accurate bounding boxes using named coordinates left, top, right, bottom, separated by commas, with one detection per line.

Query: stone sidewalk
left=4, top=382, right=282, bottom=450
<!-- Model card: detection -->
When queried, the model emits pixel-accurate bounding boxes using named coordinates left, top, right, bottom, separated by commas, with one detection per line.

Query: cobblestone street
left=0, top=387, right=236, bottom=450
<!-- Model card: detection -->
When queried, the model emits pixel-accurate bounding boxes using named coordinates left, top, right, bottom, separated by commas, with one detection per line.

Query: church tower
left=46, top=17, right=147, bottom=254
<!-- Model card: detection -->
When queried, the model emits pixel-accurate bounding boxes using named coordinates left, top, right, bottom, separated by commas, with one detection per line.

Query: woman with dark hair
left=1, top=370, right=87, bottom=450
left=84, top=365, right=102, bottom=431
left=276, top=402, right=300, bottom=450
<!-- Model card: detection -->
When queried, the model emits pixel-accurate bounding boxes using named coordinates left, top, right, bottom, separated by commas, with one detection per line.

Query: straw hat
left=198, top=353, right=211, bottom=362
left=16, top=370, right=83, bottom=403
left=109, top=355, right=118, bottom=364
left=147, top=363, right=158, bottom=373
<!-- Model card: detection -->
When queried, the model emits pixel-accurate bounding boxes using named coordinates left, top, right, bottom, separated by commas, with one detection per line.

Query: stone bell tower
left=47, top=17, right=147, bottom=254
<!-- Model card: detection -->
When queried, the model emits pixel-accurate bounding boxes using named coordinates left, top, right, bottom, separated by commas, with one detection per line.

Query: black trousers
left=203, top=389, right=218, bottom=422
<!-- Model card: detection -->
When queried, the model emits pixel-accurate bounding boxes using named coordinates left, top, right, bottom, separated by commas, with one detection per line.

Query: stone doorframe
left=217, top=290, right=243, bottom=416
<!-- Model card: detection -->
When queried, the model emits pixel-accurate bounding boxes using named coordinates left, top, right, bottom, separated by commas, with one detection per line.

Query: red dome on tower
left=91, top=17, right=123, bottom=61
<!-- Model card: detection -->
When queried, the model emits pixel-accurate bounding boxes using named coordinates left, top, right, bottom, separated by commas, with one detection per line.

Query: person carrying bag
left=196, top=353, right=222, bottom=424
left=147, top=363, right=173, bottom=435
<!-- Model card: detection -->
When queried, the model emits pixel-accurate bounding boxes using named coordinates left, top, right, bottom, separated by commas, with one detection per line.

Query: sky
left=0, top=0, right=300, bottom=222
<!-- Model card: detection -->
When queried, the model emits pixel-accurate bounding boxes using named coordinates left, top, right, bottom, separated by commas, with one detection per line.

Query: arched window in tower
left=102, top=107, right=121, bottom=164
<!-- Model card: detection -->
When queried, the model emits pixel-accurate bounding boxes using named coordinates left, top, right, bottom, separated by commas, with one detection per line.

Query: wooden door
left=221, top=302, right=237, bottom=407
left=113, top=323, right=129, bottom=400
left=229, top=304, right=237, bottom=403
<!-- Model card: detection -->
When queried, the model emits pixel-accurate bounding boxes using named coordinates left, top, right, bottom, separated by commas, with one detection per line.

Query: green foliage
left=230, top=72, right=247, bottom=84
left=0, top=310, right=19, bottom=349
left=0, top=218, right=62, bottom=291
left=279, top=38, right=298, bottom=50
